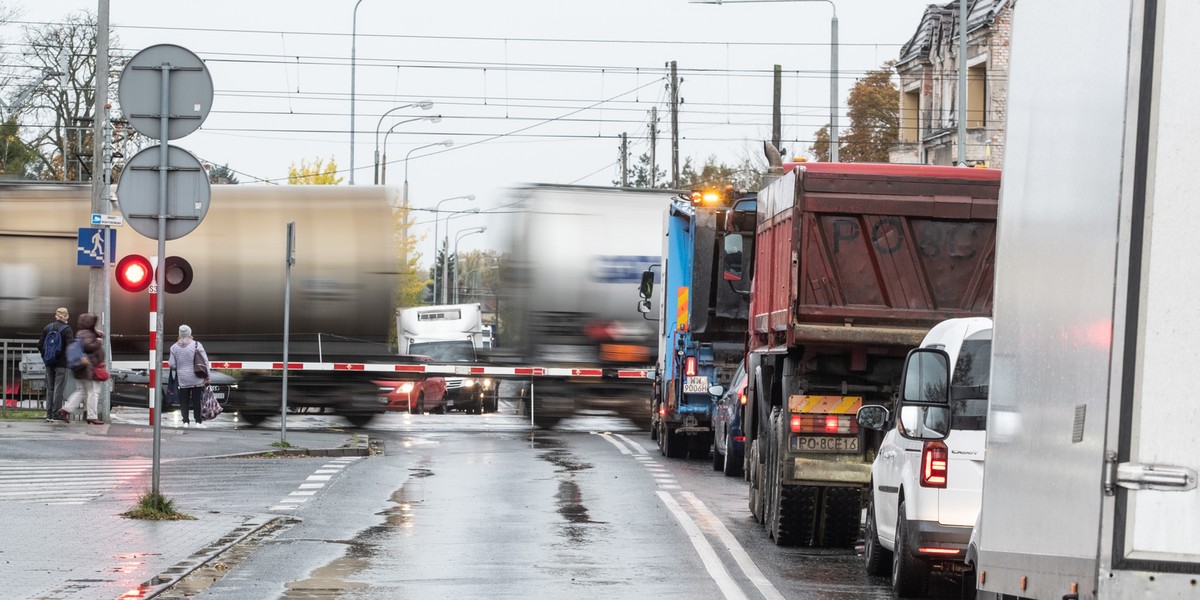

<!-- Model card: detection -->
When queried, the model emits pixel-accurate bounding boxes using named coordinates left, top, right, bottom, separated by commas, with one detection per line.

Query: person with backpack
left=168, top=324, right=210, bottom=428
left=58, top=313, right=106, bottom=425
left=37, top=307, right=75, bottom=423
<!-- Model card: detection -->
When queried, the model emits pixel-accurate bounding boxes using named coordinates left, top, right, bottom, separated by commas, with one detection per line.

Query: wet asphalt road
left=147, top=405, right=968, bottom=599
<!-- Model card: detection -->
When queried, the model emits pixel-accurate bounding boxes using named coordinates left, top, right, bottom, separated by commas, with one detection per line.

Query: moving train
left=0, top=181, right=401, bottom=360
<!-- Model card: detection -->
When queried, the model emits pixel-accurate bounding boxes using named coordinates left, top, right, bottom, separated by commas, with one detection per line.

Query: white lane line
left=656, top=491, right=748, bottom=600
left=289, top=490, right=318, bottom=496
left=594, top=432, right=632, bottom=455
left=682, top=491, right=786, bottom=600
left=306, top=475, right=333, bottom=481
left=614, top=433, right=650, bottom=454
left=299, top=483, right=324, bottom=489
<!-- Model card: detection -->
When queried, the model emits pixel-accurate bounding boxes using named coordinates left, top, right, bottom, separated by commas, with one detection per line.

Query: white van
left=856, top=316, right=992, bottom=596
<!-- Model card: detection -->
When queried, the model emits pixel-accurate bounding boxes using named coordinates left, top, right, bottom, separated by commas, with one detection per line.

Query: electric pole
left=669, top=61, right=680, bottom=188
left=772, top=65, right=782, bottom=154
left=619, top=132, right=629, bottom=187
left=649, top=106, right=658, bottom=188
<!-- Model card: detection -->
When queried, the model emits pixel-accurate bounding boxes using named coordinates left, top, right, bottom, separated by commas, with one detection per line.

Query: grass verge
left=122, top=491, right=196, bottom=521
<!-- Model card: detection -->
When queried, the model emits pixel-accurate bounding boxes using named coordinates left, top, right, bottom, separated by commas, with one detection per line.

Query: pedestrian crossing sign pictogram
left=77, top=228, right=116, bottom=266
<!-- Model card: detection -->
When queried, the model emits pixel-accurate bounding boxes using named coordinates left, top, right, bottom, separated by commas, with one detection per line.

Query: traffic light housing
left=115, top=254, right=153, bottom=292
left=114, top=255, right=193, bottom=294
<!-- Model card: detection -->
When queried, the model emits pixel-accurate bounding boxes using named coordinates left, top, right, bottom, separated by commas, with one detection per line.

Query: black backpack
left=42, top=324, right=65, bottom=365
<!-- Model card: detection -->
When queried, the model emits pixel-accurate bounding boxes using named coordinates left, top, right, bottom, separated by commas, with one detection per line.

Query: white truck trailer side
left=972, top=1, right=1200, bottom=598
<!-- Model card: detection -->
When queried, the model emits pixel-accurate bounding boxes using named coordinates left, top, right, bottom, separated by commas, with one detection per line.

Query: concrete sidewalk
left=0, top=416, right=368, bottom=599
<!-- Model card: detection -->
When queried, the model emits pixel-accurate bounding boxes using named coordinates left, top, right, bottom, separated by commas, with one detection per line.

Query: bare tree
left=17, top=11, right=130, bottom=181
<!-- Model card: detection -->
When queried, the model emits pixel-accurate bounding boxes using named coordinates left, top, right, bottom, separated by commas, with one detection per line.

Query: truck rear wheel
left=818, top=486, right=863, bottom=548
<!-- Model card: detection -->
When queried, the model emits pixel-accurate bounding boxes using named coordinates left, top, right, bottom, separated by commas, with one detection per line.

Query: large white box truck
left=909, top=1, right=1200, bottom=598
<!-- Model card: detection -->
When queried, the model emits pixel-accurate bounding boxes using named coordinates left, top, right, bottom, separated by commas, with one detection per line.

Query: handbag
left=193, top=344, right=209, bottom=379
left=93, top=363, right=110, bottom=382
left=201, top=386, right=223, bottom=420
left=163, top=368, right=180, bottom=406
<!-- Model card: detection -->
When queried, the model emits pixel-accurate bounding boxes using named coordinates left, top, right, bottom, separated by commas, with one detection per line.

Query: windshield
left=408, top=341, right=476, bottom=362
left=950, top=338, right=991, bottom=431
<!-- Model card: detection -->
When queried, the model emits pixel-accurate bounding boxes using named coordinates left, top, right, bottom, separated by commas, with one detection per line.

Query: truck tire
left=748, top=439, right=765, bottom=524
left=818, top=486, right=863, bottom=548
left=766, top=410, right=817, bottom=546
left=663, top=426, right=687, bottom=459
left=863, top=486, right=892, bottom=576
left=723, top=432, right=744, bottom=478
left=892, top=499, right=931, bottom=597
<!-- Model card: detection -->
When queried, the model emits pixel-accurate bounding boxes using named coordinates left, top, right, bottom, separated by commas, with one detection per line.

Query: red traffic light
left=115, top=255, right=153, bottom=292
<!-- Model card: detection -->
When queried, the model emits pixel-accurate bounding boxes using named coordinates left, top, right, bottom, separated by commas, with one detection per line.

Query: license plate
left=793, top=435, right=859, bottom=453
left=213, top=393, right=225, bottom=400
left=682, top=376, right=709, bottom=394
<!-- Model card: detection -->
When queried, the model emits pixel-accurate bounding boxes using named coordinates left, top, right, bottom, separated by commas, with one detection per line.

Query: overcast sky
left=5, top=0, right=937, bottom=266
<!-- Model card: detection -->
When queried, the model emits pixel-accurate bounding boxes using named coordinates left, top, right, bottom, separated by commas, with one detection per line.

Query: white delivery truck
left=396, top=303, right=493, bottom=412
left=906, top=2, right=1200, bottom=598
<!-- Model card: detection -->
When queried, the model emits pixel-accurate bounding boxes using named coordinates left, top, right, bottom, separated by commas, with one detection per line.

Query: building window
left=902, top=89, right=920, bottom=143
left=968, top=63, right=987, bottom=128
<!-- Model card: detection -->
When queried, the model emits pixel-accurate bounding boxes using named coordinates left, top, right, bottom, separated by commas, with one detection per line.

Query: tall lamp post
left=350, top=0, right=365, bottom=185
left=451, top=226, right=487, bottom=304
left=431, top=194, right=475, bottom=303
left=373, top=100, right=434, bottom=184
left=392, top=139, right=453, bottom=204
left=380, top=122, right=443, bottom=186
left=442, top=209, right=481, bottom=303
left=694, top=0, right=838, bottom=162
left=455, top=264, right=498, bottom=304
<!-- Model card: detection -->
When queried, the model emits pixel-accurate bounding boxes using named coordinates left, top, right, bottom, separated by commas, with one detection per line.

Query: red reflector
left=790, top=415, right=801, bottom=433
left=685, top=356, right=697, bottom=377
left=918, top=547, right=961, bottom=555
left=824, top=415, right=840, bottom=433
left=921, top=441, right=949, bottom=488
left=733, top=435, right=745, bottom=442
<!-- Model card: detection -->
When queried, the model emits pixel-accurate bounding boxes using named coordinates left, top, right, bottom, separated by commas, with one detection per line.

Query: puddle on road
left=281, top=482, right=419, bottom=598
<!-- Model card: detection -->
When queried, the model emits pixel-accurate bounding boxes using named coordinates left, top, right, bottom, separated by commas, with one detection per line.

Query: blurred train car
left=0, top=182, right=400, bottom=360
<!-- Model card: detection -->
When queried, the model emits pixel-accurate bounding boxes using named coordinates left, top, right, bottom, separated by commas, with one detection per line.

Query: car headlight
left=463, top=379, right=476, bottom=388
left=398, top=382, right=415, bottom=394
left=482, top=378, right=493, bottom=389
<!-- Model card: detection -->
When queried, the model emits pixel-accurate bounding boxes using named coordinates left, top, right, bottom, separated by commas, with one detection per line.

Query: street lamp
left=373, top=100, right=434, bottom=184
left=442, top=208, right=481, bottom=303
left=451, top=226, right=487, bottom=304
left=394, top=139, right=453, bottom=203
left=350, top=0, right=365, bottom=185
left=693, top=0, right=838, bottom=162
left=431, top=194, right=476, bottom=303
left=380, top=120, right=443, bottom=185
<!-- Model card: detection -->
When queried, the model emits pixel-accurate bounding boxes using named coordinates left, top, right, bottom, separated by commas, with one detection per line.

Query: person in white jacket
left=168, top=324, right=210, bottom=428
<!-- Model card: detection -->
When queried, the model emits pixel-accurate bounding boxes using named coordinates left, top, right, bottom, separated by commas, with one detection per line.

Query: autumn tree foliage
left=810, top=61, right=899, bottom=162
left=287, top=156, right=343, bottom=185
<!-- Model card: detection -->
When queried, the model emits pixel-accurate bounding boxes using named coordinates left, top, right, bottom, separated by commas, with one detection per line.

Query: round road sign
left=116, top=145, right=212, bottom=241
left=118, top=44, right=213, bottom=140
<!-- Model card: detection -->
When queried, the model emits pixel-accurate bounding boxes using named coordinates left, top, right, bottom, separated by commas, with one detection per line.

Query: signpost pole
left=282, top=222, right=295, bottom=444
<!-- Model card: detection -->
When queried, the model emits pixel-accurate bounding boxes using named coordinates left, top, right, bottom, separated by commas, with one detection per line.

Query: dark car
left=109, top=367, right=237, bottom=410
left=711, top=360, right=746, bottom=477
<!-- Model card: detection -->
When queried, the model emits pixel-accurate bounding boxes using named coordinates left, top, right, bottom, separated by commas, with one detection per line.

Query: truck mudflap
left=790, top=456, right=873, bottom=485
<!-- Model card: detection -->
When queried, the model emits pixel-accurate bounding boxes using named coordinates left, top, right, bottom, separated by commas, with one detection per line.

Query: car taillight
left=921, top=441, right=948, bottom=488
left=685, top=356, right=697, bottom=377
left=739, top=392, right=747, bottom=405
left=790, top=414, right=859, bottom=434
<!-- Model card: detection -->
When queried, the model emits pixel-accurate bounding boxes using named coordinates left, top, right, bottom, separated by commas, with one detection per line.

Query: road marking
left=682, top=491, right=786, bottom=600
left=595, top=432, right=632, bottom=455
left=0, top=459, right=150, bottom=505
left=614, top=433, right=650, bottom=454
left=656, top=491, right=748, bottom=600
left=270, top=457, right=362, bottom=512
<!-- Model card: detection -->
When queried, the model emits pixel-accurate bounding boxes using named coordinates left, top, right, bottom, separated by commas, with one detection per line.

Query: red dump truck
left=728, top=161, right=1000, bottom=547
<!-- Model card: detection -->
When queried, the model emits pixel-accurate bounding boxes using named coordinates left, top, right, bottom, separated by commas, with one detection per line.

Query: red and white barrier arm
left=110, top=360, right=654, bottom=380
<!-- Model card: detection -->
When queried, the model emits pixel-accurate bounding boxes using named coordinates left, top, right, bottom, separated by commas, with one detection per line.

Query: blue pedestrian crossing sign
left=77, top=228, right=116, bottom=266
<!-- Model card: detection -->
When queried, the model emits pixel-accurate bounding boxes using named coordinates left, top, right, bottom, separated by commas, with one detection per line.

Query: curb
left=140, top=514, right=296, bottom=599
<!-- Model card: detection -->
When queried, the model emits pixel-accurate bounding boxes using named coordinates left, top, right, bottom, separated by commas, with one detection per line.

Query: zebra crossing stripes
left=269, top=456, right=362, bottom=511
left=0, top=459, right=151, bottom=505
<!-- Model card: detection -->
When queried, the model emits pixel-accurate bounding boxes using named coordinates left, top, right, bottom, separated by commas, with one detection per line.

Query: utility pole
left=619, top=132, right=629, bottom=187
left=772, top=65, right=782, bottom=154
left=669, top=61, right=680, bottom=188
left=91, top=0, right=111, bottom=422
left=649, top=106, right=658, bottom=188
left=957, top=0, right=967, bottom=166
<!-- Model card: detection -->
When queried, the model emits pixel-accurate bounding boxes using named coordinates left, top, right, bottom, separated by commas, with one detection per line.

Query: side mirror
left=897, top=347, right=952, bottom=440
left=856, top=405, right=890, bottom=431
left=639, top=270, right=654, bottom=299
left=637, top=299, right=651, bottom=314
left=708, top=385, right=725, bottom=397
left=722, top=234, right=744, bottom=281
